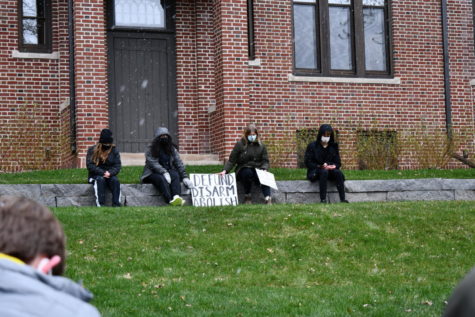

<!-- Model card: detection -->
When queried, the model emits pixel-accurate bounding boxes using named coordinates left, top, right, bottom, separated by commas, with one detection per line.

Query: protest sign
left=190, top=173, right=238, bottom=206
left=255, top=169, right=278, bottom=190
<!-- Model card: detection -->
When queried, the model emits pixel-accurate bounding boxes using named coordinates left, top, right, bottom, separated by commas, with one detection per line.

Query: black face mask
left=102, top=145, right=112, bottom=150
left=159, top=137, right=170, bottom=145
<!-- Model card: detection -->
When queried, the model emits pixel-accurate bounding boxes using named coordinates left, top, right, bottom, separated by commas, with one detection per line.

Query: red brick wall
left=237, top=0, right=475, bottom=169
left=73, top=0, right=109, bottom=168
left=0, top=0, right=72, bottom=172
left=0, top=0, right=473, bottom=171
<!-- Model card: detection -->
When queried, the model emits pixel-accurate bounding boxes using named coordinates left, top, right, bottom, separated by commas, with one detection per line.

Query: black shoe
left=112, top=203, right=122, bottom=207
left=340, top=200, right=349, bottom=203
left=320, top=199, right=327, bottom=204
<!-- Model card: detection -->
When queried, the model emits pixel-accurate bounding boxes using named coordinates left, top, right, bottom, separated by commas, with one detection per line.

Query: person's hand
left=183, top=178, right=193, bottom=188
left=163, top=172, right=171, bottom=184
left=104, top=171, right=111, bottom=178
left=327, top=165, right=336, bottom=170
left=218, top=170, right=226, bottom=176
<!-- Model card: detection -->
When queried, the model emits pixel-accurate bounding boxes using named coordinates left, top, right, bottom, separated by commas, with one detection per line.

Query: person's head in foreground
left=0, top=195, right=100, bottom=316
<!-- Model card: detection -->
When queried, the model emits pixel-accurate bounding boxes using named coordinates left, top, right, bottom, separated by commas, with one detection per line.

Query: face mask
left=248, top=135, right=257, bottom=143
left=102, top=145, right=111, bottom=150
left=159, top=137, right=170, bottom=145
left=321, top=136, right=330, bottom=143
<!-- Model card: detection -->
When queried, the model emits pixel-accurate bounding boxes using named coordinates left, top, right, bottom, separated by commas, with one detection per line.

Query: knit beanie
left=99, top=129, right=113, bottom=144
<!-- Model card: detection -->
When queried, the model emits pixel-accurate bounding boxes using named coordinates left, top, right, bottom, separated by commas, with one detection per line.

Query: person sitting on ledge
left=86, top=128, right=122, bottom=207
left=140, top=127, right=193, bottom=206
left=304, top=124, right=349, bottom=203
left=219, top=124, right=272, bottom=205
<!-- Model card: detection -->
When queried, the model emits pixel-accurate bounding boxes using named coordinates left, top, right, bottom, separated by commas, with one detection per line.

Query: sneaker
left=341, top=199, right=349, bottom=203
left=265, top=196, right=272, bottom=205
left=320, top=199, right=327, bottom=204
left=244, top=194, right=252, bottom=205
left=170, top=195, right=184, bottom=206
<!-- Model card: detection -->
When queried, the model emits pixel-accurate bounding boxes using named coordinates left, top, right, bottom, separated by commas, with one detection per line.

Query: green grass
left=1, top=166, right=474, bottom=184
left=56, top=201, right=475, bottom=316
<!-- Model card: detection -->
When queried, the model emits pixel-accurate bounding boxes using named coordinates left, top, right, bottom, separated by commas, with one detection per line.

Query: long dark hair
left=151, top=135, right=177, bottom=157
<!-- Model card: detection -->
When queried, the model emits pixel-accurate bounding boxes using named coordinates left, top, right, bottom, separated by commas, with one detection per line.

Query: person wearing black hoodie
left=86, top=129, right=122, bottom=207
left=304, top=124, right=348, bottom=203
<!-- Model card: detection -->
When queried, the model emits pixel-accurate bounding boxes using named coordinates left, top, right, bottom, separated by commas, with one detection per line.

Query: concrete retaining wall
left=0, top=178, right=474, bottom=207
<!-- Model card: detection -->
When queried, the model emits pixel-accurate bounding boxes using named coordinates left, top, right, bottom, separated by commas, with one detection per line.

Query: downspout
left=68, top=0, right=77, bottom=153
left=441, top=0, right=452, bottom=138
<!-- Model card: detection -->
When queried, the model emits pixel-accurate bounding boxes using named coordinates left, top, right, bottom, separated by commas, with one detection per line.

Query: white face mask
left=321, top=136, right=330, bottom=143
left=248, top=135, right=257, bottom=143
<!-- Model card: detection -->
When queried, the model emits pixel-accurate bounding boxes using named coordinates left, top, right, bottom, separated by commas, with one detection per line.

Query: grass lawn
left=56, top=201, right=475, bottom=316
left=1, top=166, right=474, bottom=184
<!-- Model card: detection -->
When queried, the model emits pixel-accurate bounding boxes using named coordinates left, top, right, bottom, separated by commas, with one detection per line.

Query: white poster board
left=255, top=169, right=278, bottom=190
left=190, top=173, right=239, bottom=206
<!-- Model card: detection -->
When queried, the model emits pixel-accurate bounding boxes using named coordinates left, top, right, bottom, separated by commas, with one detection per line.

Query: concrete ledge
left=288, top=74, right=401, bottom=85
left=0, top=178, right=473, bottom=207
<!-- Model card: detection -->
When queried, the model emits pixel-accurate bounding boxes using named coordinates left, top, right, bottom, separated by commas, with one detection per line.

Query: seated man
left=0, top=195, right=100, bottom=316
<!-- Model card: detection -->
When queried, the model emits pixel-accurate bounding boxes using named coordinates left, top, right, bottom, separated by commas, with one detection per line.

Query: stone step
left=121, top=153, right=221, bottom=166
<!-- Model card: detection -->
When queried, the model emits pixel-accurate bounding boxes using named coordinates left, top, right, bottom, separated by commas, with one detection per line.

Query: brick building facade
left=0, top=0, right=474, bottom=172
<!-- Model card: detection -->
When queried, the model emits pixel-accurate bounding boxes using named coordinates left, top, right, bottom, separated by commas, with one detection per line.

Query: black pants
left=310, top=169, right=346, bottom=201
left=90, top=176, right=121, bottom=207
left=237, top=167, right=271, bottom=197
left=143, top=170, right=181, bottom=203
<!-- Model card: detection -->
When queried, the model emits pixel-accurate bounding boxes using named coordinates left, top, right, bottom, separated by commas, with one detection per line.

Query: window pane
left=363, top=0, right=385, bottom=6
left=294, top=4, right=317, bottom=69
left=329, top=0, right=351, bottom=4
left=364, top=8, right=386, bottom=71
left=23, top=0, right=37, bottom=17
left=329, top=6, right=352, bottom=70
left=23, top=19, right=38, bottom=44
left=115, top=0, right=165, bottom=28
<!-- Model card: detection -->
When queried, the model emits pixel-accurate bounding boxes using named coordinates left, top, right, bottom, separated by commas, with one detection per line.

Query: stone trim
left=470, top=79, right=475, bottom=86
left=11, top=50, right=60, bottom=60
left=288, top=74, right=401, bottom=85
left=0, top=178, right=473, bottom=207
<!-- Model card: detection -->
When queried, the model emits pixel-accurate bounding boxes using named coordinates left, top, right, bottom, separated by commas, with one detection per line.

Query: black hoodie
left=304, top=124, right=342, bottom=180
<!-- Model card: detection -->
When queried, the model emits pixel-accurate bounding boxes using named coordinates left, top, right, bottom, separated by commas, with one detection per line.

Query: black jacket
left=304, top=141, right=342, bottom=180
left=86, top=145, right=121, bottom=180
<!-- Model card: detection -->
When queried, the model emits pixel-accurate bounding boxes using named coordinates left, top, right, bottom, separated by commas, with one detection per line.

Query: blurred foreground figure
left=0, top=195, right=100, bottom=317
left=443, top=266, right=475, bottom=317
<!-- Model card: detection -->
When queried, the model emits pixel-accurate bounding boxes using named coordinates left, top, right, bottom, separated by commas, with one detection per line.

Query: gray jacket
left=0, top=259, right=100, bottom=317
left=140, top=146, right=188, bottom=182
left=140, top=127, right=188, bottom=182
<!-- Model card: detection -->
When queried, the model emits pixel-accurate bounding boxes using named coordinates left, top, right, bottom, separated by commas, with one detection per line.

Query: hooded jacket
left=304, top=124, right=342, bottom=180
left=140, top=127, right=188, bottom=182
left=224, top=137, right=269, bottom=174
left=86, top=145, right=121, bottom=181
left=0, top=259, right=100, bottom=317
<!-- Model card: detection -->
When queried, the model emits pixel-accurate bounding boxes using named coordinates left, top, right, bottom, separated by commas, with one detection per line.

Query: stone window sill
left=288, top=74, right=401, bottom=85
left=12, top=50, right=59, bottom=60
left=470, top=79, right=475, bottom=86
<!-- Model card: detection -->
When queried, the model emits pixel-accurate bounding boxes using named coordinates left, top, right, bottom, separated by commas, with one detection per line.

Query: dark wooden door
left=107, top=1, right=176, bottom=153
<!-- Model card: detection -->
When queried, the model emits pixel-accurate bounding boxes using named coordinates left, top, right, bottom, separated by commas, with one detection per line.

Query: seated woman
left=86, top=128, right=122, bottom=207
left=219, top=124, right=272, bottom=204
left=140, top=127, right=193, bottom=206
left=304, top=124, right=348, bottom=203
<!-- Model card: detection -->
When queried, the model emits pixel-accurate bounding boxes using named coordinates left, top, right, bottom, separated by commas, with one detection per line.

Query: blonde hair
left=92, top=143, right=113, bottom=166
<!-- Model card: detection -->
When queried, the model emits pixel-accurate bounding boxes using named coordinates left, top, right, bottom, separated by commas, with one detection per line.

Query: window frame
left=107, top=0, right=174, bottom=33
left=17, top=0, right=52, bottom=53
left=292, top=0, right=393, bottom=78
